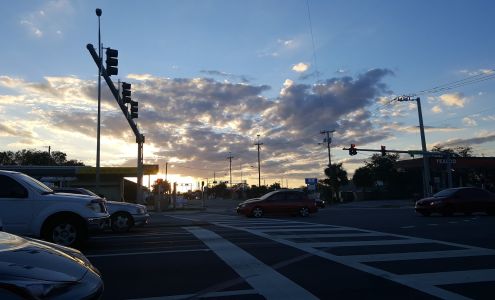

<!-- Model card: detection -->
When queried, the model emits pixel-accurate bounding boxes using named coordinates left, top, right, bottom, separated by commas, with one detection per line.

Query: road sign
left=305, top=178, right=318, bottom=184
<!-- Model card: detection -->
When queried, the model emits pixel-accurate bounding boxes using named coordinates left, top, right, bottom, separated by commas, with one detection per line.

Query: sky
left=1, top=0, right=494, bottom=188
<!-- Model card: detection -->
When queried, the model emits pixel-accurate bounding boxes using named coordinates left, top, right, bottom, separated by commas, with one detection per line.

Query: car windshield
left=433, top=189, right=457, bottom=197
left=17, top=173, right=53, bottom=194
left=259, top=191, right=280, bottom=200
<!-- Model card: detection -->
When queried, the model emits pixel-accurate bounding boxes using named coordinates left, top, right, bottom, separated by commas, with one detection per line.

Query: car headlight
left=238, top=204, right=246, bottom=208
left=430, top=201, right=442, bottom=206
left=87, top=199, right=104, bottom=213
left=136, top=206, right=146, bottom=214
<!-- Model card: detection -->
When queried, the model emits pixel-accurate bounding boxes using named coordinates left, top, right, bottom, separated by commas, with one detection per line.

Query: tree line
left=0, top=149, right=85, bottom=166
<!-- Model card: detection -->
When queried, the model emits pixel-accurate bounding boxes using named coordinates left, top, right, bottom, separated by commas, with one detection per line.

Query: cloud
left=19, top=0, right=74, bottom=38
left=292, top=62, right=310, bottom=73
left=258, top=38, right=300, bottom=58
left=437, top=133, right=495, bottom=147
left=438, top=93, right=466, bottom=107
left=462, top=117, right=477, bottom=127
left=199, top=70, right=251, bottom=83
left=431, top=105, right=442, bottom=113
left=0, top=69, right=394, bottom=180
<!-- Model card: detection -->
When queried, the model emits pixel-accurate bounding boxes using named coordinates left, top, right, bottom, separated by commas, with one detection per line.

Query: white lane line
left=400, top=269, right=495, bottom=285
left=185, top=226, right=318, bottom=300
left=90, top=232, right=190, bottom=240
left=306, top=239, right=428, bottom=248
left=347, top=249, right=495, bottom=262
left=271, top=233, right=386, bottom=239
left=400, top=226, right=416, bottom=229
left=128, top=289, right=258, bottom=300
left=260, top=227, right=357, bottom=232
left=85, top=248, right=210, bottom=258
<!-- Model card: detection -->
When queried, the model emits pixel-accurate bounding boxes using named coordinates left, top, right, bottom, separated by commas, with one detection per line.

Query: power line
left=306, top=0, right=320, bottom=84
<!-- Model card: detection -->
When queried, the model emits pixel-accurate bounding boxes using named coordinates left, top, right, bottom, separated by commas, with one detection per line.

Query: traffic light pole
left=397, top=96, right=431, bottom=197
left=87, top=43, right=145, bottom=203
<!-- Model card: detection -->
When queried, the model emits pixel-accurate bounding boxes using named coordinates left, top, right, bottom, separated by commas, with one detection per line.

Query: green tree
left=365, top=153, right=400, bottom=185
left=323, top=163, right=349, bottom=202
left=352, top=166, right=374, bottom=192
left=268, top=182, right=281, bottom=191
left=210, top=182, right=229, bottom=198
left=431, top=145, right=473, bottom=157
left=0, top=149, right=84, bottom=166
left=152, top=178, right=171, bottom=195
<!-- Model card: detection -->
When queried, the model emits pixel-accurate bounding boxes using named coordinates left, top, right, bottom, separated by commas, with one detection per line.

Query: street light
left=95, top=8, right=102, bottom=193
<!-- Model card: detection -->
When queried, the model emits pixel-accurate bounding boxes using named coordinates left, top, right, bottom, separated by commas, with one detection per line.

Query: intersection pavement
left=84, top=207, right=495, bottom=299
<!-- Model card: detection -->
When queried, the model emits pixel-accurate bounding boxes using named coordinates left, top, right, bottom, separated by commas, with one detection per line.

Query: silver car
left=53, top=188, right=150, bottom=233
left=0, top=231, right=103, bottom=299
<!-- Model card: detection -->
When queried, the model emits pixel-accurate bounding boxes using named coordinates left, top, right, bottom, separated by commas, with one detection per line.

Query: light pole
left=95, top=8, right=102, bottom=193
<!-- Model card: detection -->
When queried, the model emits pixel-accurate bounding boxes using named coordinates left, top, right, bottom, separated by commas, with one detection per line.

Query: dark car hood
left=0, top=232, right=88, bottom=282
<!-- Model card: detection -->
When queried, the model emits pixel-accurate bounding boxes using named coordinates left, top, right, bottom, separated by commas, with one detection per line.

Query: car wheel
left=419, top=211, right=431, bottom=217
left=111, top=212, right=133, bottom=233
left=251, top=207, right=263, bottom=218
left=299, top=207, right=310, bottom=217
left=43, top=217, right=85, bottom=248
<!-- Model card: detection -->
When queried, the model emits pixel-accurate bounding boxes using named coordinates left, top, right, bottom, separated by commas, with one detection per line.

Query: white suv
left=0, top=170, right=108, bottom=248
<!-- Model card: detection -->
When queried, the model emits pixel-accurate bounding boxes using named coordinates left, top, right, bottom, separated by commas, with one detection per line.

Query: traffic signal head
left=130, top=100, right=138, bottom=119
left=381, top=145, right=386, bottom=156
left=122, top=82, right=131, bottom=104
left=349, top=144, right=357, bottom=156
left=105, top=48, right=118, bottom=76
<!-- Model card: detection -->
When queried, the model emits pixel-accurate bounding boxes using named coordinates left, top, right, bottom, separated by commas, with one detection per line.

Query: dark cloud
left=436, top=134, right=495, bottom=147
left=200, top=70, right=252, bottom=83
left=0, top=123, right=34, bottom=141
left=2, top=70, right=395, bottom=180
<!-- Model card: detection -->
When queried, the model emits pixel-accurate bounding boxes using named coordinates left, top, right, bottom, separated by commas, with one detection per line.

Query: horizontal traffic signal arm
left=342, top=147, right=452, bottom=158
left=86, top=43, right=143, bottom=143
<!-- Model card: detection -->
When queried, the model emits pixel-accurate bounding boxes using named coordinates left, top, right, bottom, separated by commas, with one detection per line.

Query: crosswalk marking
left=169, top=213, right=495, bottom=300
left=346, top=248, right=495, bottom=262
left=186, top=226, right=318, bottom=300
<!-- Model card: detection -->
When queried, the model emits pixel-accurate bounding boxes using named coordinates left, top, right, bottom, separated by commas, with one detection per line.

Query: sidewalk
left=331, top=199, right=415, bottom=209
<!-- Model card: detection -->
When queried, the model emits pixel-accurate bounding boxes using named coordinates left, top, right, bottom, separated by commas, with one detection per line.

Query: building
left=0, top=165, right=159, bottom=202
left=396, top=157, right=495, bottom=193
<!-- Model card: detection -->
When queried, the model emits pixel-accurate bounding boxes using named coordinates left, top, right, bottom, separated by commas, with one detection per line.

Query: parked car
left=237, top=190, right=318, bottom=217
left=53, top=187, right=150, bottom=233
left=0, top=170, right=108, bottom=248
left=415, top=187, right=495, bottom=217
left=0, top=230, right=103, bottom=299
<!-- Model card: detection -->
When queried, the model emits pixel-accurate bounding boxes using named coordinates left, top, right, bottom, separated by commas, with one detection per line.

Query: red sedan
left=415, top=187, right=495, bottom=217
left=236, top=190, right=318, bottom=218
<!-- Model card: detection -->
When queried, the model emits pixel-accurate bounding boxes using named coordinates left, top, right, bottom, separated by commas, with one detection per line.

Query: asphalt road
left=83, top=203, right=495, bottom=299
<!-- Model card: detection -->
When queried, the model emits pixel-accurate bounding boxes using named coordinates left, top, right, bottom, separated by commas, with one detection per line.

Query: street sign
left=436, top=159, right=456, bottom=164
left=305, top=178, right=318, bottom=184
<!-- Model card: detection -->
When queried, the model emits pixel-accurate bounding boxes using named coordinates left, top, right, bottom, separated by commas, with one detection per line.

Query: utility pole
left=254, top=134, right=263, bottom=187
left=320, top=129, right=335, bottom=167
left=396, top=96, right=431, bottom=197
left=227, top=152, right=234, bottom=188
left=95, top=8, right=102, bottom=194
left=165, top=162, right=168, bottom=182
